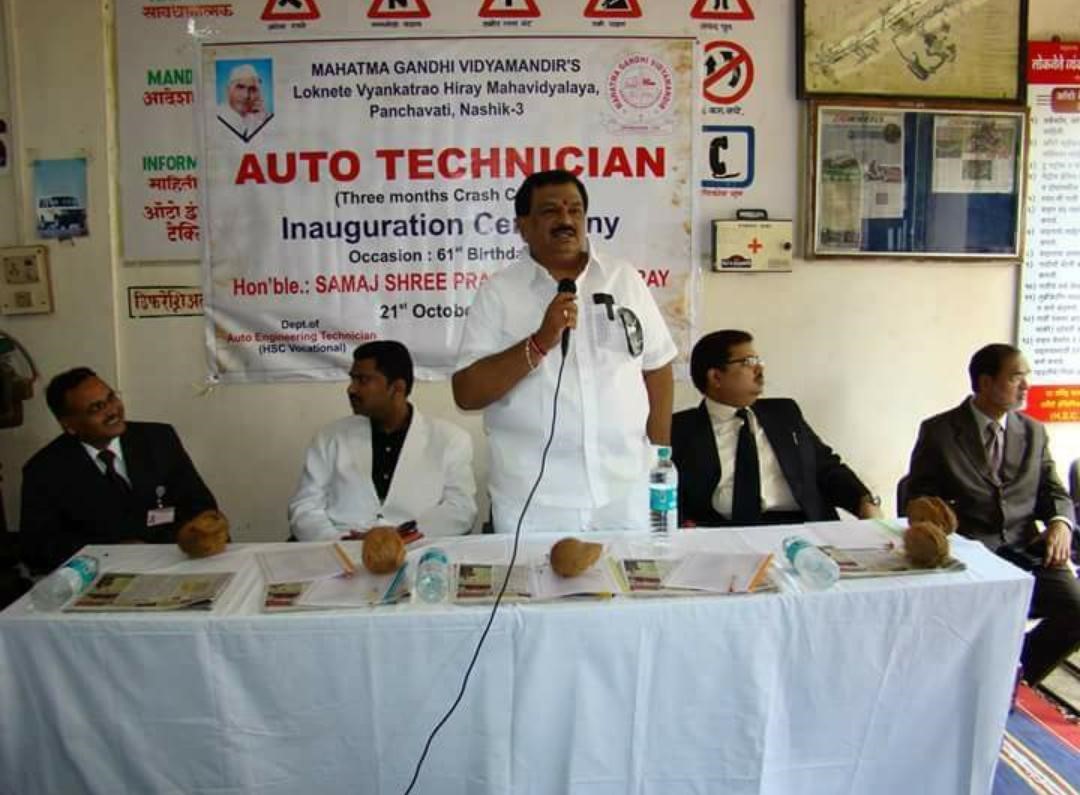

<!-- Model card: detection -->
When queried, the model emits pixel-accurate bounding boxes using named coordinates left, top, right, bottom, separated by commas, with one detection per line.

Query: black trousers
left=1022, top=564, right=1080, bottom=685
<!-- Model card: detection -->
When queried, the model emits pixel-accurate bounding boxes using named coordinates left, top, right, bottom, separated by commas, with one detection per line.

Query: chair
left=896, top=475, right=911, bottom=516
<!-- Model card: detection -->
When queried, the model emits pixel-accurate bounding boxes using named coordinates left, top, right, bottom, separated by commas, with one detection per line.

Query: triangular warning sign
left=584, top=0, right=641, bottom=18
left=261, top=0, right=320, bottom=21
left=690, top=0, right=753, bottom=21
left=479, top=0, right=541, bottom=18
left=368, top=0, right=430, bottom=18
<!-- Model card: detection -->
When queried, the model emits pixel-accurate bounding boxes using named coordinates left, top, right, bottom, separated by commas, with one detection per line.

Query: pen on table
left=332, top=541, right=357, bottom=577
left=381, top=562, right=409, bottom=604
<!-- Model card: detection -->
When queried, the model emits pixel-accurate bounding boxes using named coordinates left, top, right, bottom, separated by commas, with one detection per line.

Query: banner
left=1021, top=42, right=1080, bottom=423
left=202, top=37, right=693, bottom=381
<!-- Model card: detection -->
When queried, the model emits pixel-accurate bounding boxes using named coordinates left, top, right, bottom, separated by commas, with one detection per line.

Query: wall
left=0, top=0, right=1077, bottom=542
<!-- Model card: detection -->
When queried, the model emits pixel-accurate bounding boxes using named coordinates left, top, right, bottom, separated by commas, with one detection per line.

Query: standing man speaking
left=453, top=170, right=676, bottom=533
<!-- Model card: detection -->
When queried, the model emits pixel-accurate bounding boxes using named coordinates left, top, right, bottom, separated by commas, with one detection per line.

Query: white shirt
left=217, top=105, right=270, bottom=142
left=288, top=409, right=477, bottom=540
left=705, top=399, right=799, bottom=518
left=457, top=244, right=677, bottom=510
left=81, top=436, right=129, bottom=485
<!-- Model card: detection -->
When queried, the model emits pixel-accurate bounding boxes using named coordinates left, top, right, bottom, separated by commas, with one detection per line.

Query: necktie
left=98, top=449, right=131, bottom=494
left=731, top=408, right=761, bottom=524
left=985, top=421, right=1003, bottom=482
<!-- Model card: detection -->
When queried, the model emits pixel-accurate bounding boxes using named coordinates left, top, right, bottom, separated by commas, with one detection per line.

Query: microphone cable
left=403, top=335, right=571, bottom=795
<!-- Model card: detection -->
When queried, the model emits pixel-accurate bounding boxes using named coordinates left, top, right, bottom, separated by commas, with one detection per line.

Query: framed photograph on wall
left=797, top=0, right=1027, bottom=101
left=807, top=99, right=1027, bottom=259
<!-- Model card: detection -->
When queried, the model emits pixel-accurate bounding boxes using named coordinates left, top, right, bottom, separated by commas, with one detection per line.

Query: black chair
left=896, top=475, right=911, bottom=516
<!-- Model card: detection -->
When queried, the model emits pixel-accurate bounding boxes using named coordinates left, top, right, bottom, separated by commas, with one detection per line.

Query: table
left=0, top=521, right=1033, bottom=795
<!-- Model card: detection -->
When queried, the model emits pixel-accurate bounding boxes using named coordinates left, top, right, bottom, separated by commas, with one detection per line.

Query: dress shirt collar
left=522, top=239, right=606, bottom=290
left=81, top=435, right=124, bottom=468
left=968, top=397, right=1007, bottom=433
left=704, top=397, right=747, bottom=425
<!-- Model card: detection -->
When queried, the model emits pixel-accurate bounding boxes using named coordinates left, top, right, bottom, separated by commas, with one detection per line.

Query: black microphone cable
left=403, top=322, right=573, bottom=795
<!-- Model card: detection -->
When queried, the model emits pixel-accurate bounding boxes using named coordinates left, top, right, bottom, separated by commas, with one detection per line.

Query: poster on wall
left=1020, top=41, right=1080, bottom=423
left=201, top=37, right=693, bottom=382
left=32, top=158, right=89, bottom=240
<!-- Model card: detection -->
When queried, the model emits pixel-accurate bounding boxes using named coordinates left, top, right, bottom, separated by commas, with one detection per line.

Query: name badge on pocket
left=147, top=507, right=176, bottom=527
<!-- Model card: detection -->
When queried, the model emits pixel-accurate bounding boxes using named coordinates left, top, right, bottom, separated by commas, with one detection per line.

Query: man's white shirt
left=457, top=243, right=677, bottom=511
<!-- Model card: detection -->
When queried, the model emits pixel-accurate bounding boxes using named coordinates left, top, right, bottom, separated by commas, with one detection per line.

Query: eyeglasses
left=83, top=390, right=122, bottom=417
left=618, top=307, right=643, bottom=357
left=725, top=355, right=762, bottom=369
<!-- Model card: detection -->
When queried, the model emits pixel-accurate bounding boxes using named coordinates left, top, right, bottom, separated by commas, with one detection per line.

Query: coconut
left=905, top=496, right=958, bottom=534
left=550, top=537, right=603, bottom=578
left=903, top=520, right=950, bottom=568
left=176, top=509, right=230, bottom=558
left=362, top=527, right=406, bottom=574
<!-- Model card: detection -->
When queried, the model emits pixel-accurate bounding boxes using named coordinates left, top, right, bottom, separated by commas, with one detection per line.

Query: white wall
left=0, top=0, right=1077, bottom=542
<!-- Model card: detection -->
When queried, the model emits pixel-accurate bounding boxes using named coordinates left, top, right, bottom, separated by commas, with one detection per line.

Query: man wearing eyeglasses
left=904, top=343, right=1078, bottom=685
left=18, top=367, right=217, bottom=571
left=672, top=330, right=881, bottom=527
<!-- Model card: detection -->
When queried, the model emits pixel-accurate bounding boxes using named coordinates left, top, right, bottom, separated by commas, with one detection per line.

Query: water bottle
left=782, top=536, right=839, bottom=591
left=415, top=547, right=449, bottom=604
left=29, top=554, right=100, bottom=611
left=649, top=445, right=679, bottom=534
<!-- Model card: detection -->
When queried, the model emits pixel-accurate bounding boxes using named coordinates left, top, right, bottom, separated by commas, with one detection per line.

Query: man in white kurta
left=290, top=341, right=476, bottom=540
left=454, top=170, right=676, bottom=533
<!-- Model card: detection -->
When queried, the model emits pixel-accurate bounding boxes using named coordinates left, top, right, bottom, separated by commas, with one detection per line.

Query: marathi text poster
left=1021, top=41, right=1080, bottom=423
left=202, top=37, right=693, bottom=381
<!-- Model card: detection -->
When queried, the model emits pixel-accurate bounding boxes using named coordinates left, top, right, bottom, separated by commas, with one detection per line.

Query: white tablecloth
left=0, top=522, right=1033, bottom=795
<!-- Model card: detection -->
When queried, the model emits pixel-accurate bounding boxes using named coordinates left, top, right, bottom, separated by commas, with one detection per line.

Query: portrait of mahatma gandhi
left=216, top=60, right=274, bottom=143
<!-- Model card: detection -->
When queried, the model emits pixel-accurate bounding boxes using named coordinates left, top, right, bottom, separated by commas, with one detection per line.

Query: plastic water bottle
left=649, top=445, right=679, bottom=534
left=415, top=547, right=449, bottom=604
left=782, top=536, right=839, bottom=591
left=29, top=554, right=100, bottom=611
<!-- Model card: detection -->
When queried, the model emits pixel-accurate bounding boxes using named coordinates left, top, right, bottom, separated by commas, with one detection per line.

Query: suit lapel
left=119, top=426, right=146, bottom=495
left=694, top=402, right=721, bottom=487
left=949, top=402, right=997, bottom=486
left=755, top=401, right=803, bottom=496
left=1001, top=411, right=1027, bottom=484
left=381, top=410, right=424, bottom=509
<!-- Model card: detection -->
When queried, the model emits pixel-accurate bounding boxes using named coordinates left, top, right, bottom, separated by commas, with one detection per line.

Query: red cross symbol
left=747, top=237, right=763, bottom=254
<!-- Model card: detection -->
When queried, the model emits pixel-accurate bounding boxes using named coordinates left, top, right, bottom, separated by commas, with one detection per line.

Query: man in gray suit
left=906, top=343, right=1079, bottom=685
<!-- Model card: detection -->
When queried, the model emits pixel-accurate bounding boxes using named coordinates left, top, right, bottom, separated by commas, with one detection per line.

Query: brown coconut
left=550, top=537, right=603, bottom=578
left=177, top=509, right=230, bottom=558
left=903, top=520, right=950, bottom=568
left=905, top=496, right=958, bottom=535
left=362, top=527, right=406, bottom=574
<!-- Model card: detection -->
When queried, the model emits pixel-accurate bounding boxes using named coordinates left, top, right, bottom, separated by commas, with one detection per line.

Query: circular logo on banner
left=607, top=54, right=674, bottom=129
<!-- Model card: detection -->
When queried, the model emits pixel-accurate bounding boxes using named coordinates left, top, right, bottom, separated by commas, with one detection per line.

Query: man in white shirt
left=289, top=341, right=476, bottom=540
left=216, top=63, right=272, bottom=143
left=672, top=329, right=881, bottom=526
left=453, top=170, right=676, bottom=533
left=905, top=343, right=1079, bottom=684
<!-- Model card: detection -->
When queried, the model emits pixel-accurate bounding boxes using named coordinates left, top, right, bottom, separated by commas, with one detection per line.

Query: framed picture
left=797, top=0, right=1027, bottom=101
left=807, top=99, right=1027, bottom=259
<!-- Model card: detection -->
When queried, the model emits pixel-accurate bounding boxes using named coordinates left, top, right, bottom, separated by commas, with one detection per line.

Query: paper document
left=298, top=565, right=409, bottom=608
left=257, top=543, right=354, bottom=584
left=533, top=558, right=619, bottom=600
left=663, top=552, right=774, bottom=594
left=66, top=572, right=234, bottom=612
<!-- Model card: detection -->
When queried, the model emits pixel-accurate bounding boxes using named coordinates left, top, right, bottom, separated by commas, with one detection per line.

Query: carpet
left=994, top=684, right=1080, bottom=794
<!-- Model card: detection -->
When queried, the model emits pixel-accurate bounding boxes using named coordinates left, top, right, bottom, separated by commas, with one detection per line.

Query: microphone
left=557, top=278, right=576, bottom=356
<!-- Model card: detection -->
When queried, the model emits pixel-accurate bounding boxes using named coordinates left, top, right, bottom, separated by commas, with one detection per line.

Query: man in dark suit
left=906, top=343, right=1079, bottom=685
left=672, top=330, right=880, bottom=527
left=19, top=367, right=218, bottom=571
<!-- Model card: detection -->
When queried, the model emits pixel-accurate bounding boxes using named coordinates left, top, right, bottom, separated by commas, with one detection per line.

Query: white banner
left=202, top=37, right=693, bottom=380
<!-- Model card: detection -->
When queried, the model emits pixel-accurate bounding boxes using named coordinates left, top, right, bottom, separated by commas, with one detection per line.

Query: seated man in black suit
left=19, top=367, right=218, bottom=571
left=672, top=330, right=881, bottom=526
left=905, top=343, right=1079, bottom=685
